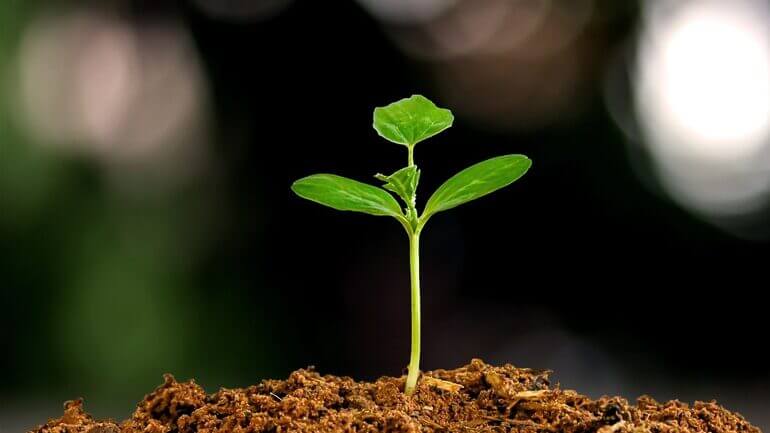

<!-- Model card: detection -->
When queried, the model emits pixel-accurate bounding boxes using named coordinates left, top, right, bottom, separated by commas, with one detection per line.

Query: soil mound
left=30, top=359, right=760, bottom=433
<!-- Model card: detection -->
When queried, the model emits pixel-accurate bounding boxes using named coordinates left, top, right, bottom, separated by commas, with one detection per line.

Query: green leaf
left=292, top=174, right=405, bottom=219
left=375, top=165, right=420, bottom=207
left=423, top=155, right=531, bottom=219
left=373, top=95, right=454, bottom=147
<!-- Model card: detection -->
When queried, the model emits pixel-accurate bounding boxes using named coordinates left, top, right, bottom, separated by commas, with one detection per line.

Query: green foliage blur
left=0, top=1, right=280, bottom=420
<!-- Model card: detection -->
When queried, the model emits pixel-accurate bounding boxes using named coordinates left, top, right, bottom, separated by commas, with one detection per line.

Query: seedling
left=291, top=95, right=531, bottom=395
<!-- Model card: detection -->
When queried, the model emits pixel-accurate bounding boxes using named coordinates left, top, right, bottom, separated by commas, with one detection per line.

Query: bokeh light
left=633, top=0, right=770, bottom=222
left=13, top=10, right=209, bottom=189
left=365, top=0, right=598, bottom=131
left=355, top=0, right=457, bottom=24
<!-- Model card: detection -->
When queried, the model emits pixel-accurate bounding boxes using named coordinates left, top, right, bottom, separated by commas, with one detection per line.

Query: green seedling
left=291, top=95, right=531, bottom=395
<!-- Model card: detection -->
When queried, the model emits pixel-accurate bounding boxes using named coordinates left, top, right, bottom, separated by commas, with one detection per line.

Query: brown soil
left=30, top=359, right=760, bottom=433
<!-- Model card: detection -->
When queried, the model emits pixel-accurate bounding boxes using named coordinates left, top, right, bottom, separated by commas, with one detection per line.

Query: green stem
left=408, top=146, right=414, bottom=167
left=405, top=229, right=421, bottom=395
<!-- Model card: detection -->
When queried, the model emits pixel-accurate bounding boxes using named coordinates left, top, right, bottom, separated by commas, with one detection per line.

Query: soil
left=30, top=359, right=760, bottom=433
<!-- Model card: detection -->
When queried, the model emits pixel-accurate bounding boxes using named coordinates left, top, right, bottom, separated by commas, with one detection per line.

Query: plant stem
left=408, top=146, right=415, bottom=167
left=405, top=229, right=421, bottom=395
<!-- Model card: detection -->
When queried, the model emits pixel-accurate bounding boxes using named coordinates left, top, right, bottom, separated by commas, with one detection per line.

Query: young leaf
left=423, top=155, right=531, bottom=219
left=292, top=174, right=405, bottom=219
left=373, top=95, right=454, bottom=147
left=375, top=165, right=420, bottom=207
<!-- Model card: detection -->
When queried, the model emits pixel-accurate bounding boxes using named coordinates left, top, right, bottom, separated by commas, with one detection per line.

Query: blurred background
left=1, top=0, right=769, bottom=431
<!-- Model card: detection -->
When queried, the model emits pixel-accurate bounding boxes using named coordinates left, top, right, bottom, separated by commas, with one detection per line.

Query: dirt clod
left=29, top=359, right=761, bottom=433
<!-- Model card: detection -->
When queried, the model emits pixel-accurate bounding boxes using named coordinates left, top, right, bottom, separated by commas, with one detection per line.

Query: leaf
left=292, top=174, right=405, bottom=219
left=373, top=95, right=454, bottom=147
left=375, top=165, right=420, bottom=207
left=423, top=155, right=531, bottom=219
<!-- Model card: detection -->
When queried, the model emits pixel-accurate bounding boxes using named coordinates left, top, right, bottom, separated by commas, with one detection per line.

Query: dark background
left=1, top=0, right=768, bottom=431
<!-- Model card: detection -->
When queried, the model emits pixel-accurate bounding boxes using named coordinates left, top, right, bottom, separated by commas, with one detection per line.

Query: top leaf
left=423, top=154, right=531, bottom=220
left=373, top=95, right=454, bottom=147
left=292, top=174, right=405, bottom=220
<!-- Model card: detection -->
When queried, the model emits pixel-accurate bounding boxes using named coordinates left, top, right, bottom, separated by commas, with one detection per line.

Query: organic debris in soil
left=31, top=359, right=760, bottom=433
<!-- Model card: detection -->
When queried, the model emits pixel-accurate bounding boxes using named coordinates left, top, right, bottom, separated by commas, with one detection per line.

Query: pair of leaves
left=291, top=95, right=531, bottom=228
left=291, top=154, right=532, bottom=223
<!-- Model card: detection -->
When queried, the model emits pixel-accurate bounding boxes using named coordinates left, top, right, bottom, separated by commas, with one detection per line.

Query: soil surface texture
left=30, top=359, right=760, bottom=433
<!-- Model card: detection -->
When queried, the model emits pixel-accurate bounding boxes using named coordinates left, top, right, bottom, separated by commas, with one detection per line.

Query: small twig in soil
left=421, top=376, right=464, bottom=393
